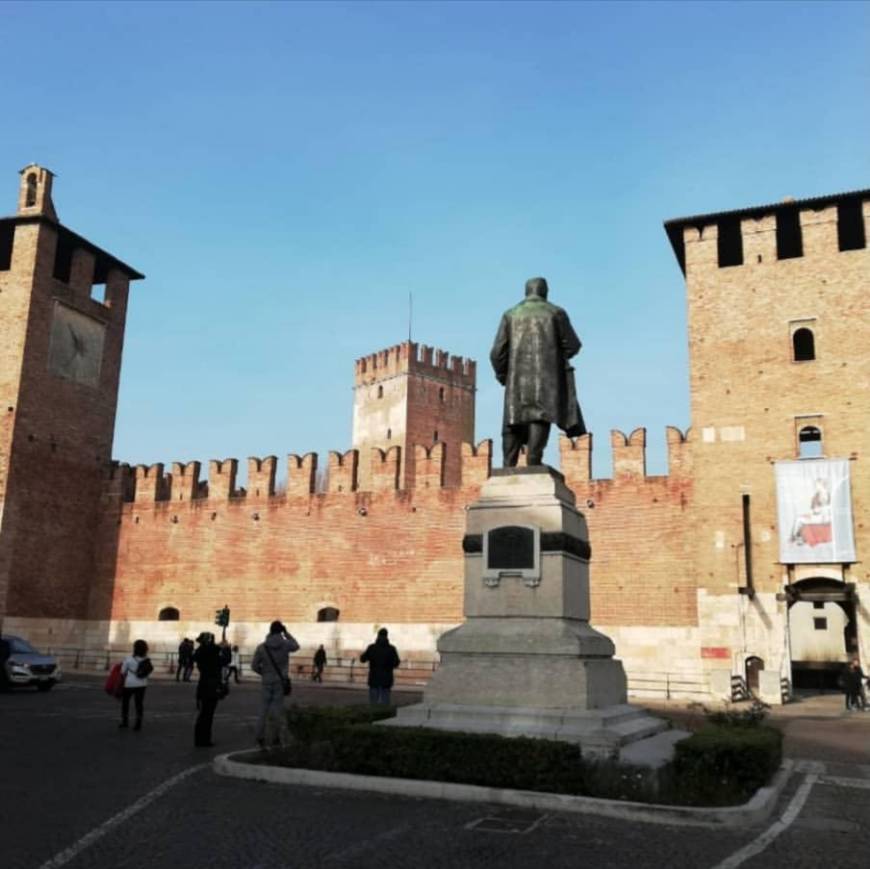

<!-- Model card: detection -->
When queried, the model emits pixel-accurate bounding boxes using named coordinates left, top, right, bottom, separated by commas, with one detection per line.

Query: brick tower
left=352, top=342, right=476, bottom=490
left=0, top=165, right=143, bottom=630
left=664, top=188, right=870, bottom=690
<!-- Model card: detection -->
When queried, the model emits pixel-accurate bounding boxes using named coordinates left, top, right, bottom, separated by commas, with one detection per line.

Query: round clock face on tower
left=47, top=302, right=106, bottom=388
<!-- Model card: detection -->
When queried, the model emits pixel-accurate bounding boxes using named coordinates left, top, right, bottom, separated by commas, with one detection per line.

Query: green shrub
left=277, top=707, right=585, bottom=794
left=285, top=704, right=396, bottom=744
left=243, top=705, right=782, bottom=807
left=669, top=724, right=782, bottom=806
left=326, top=726, right=586, bottom=793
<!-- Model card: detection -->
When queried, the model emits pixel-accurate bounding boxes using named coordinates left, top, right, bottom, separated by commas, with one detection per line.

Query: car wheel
left=37, top=681, right=54, bottom=692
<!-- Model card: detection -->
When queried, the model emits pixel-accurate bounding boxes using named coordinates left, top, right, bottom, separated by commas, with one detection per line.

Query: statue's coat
left=490, top=296, right=586, bottom=435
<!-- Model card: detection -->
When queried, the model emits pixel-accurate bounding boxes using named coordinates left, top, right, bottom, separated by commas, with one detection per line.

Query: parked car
left=0, top=635, right=62, bottom=691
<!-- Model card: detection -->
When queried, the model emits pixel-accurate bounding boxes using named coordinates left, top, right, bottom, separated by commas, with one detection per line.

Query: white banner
left=775, top=458, right=856, bottom=563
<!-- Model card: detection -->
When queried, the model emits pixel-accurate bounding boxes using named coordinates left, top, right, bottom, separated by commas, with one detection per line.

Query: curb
left=213, top=751, right=793, bottom=828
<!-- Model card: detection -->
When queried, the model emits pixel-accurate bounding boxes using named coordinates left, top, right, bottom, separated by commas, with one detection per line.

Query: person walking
left=312, top=644, right=327, bottom=683
left=360, top=628, right=400, bottom=705
left=843, top=658, right=866, bottom=711
left=227, top=644, right=242, bottom=684
left=120, top=639, right=152, bottom=731
left=218, top=639, right=232, bottom=688
left=175, top=638, right=189, bottom=682
left=193, top=632, right=222, bottom=747
left=251, top=621, right=299, bottom=748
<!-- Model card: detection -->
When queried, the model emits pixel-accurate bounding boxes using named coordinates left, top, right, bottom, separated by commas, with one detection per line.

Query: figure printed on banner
left=775, top=458, right=855, bottom=564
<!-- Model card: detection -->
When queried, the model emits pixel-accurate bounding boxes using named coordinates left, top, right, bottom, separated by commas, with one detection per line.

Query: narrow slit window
left=792, top=328, right=815, bottom=362
left=776, top=209, right=803, bottom=260
left=377, top=385, right=383, bottom=398
left=798, top=425, right=822, bottom=458
left=837, top=200, right=866, bottom=251
left=0, top=223, right=13, bottom=271
left=52, top=234, right=75, bottom=283
left=433, top=430, right=439, bottom=441
left=439, top=387, right=445, bottom=402
left=717, top=218, right=743, bottom=267
left=386, top=428, right=392, bottom=440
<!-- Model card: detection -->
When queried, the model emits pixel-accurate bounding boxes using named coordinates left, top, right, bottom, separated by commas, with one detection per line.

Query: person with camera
left=193, top=632, right=223, bottom=747
left=251, top=620, right=300, bottom=748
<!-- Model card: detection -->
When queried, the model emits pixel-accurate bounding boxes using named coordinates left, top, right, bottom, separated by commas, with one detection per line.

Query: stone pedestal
left=390, top=466, right=668, bottom=757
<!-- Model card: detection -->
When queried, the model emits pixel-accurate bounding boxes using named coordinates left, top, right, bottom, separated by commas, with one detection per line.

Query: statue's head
left=525, top=277, right=549, bottom=299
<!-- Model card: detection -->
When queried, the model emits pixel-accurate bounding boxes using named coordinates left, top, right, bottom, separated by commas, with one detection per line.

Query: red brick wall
left=92, top=434, right=698, bottom=631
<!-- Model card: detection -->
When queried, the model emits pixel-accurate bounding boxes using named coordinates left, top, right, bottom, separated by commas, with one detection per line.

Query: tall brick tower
left=665, top=189, right=870, bottom=689
left=0, top=165, right=143, bottom=630
left=352, top=342, right=476, bottom=490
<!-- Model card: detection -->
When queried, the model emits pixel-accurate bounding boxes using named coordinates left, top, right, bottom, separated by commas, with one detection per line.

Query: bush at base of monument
left=241, top=706, right=782, bottom=806
left=670, top=725, right=783, bottom=807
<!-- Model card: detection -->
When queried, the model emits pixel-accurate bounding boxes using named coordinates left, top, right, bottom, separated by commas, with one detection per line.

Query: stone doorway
left=745, top=656, right=764, bottom=695
left=787, top=578, right=858, bottom=692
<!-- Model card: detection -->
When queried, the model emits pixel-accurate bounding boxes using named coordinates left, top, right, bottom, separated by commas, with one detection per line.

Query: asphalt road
left=2, top=676, right=868, bottom=869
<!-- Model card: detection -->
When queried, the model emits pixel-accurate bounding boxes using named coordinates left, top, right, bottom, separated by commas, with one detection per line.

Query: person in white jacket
left=120, top=639, right=152, bottom=731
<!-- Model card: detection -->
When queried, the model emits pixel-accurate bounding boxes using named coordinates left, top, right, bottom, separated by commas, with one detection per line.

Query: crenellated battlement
left=354, top=341, right=476, bottom=389
left=104, top=429, right=693, bottom=506
left=666, top=189, right=870, bottom=276
left=560, top=426, right=693, bottom=484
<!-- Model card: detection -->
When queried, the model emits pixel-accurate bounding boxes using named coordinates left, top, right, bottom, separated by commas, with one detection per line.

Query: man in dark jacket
left=193, top=632, right=222, bottom=747
left=312, top=644, right=327, bottom=682
left=842, top=658, right=866, bottom=711
left=360, top=628, right=400, bottom=705
left=490, top=277, right=585, bottom=467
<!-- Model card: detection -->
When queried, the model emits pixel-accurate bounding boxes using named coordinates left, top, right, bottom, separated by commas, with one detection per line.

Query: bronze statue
left=490, top=277, right=586, bottom=467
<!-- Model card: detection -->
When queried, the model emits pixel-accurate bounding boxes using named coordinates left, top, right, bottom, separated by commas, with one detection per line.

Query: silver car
left=1, top=635, right=62, bottom=691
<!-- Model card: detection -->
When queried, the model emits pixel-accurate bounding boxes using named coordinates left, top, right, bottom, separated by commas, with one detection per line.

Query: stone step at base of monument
left=618, top=728, right=693, bottom=770
left=386, top=702, right=670, bottom=759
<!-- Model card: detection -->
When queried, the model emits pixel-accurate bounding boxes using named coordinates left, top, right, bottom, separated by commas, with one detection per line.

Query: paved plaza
left=1, top=675, right=869, bottom=869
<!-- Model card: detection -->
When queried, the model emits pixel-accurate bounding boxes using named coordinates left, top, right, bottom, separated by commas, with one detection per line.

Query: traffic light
left=214, top=606, right=230, bottom=628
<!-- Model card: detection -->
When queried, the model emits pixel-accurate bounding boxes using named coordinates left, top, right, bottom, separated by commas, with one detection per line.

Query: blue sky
left=2, top=1, right=868, bottom=479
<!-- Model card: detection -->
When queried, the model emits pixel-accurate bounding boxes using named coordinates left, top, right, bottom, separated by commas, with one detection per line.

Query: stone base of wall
left=9, top=583, right=867, bottom=707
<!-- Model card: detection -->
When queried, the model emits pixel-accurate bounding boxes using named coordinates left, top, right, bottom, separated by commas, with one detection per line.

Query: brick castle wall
left=88, top=434, right=697, bottom=635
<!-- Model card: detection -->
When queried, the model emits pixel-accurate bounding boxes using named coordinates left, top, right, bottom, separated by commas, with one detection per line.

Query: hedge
left=243, top=705, right=783, bottom=806
left=670, top=724, right=783, bottom=806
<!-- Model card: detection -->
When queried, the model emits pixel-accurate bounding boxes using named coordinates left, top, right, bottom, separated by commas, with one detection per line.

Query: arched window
left=317, top=606, right=339, bottom=622
left=158, top=606, right=180, bottom=621
left=25, top=173, right=37, bottom=207
left=793, top=328, right=815, bottom=362
left=798, top=426, right=822, bottom=458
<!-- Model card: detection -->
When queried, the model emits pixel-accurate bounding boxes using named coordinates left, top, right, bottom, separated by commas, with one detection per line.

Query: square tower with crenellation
left=0, top=165, right=143, bottom=627
left=352, top=342, right=476, bottom=490
left=664, top=187, right=870, bottom=686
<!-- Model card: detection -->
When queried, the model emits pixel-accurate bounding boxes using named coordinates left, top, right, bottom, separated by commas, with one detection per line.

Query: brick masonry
left=1, top=168, right=868, bottom=700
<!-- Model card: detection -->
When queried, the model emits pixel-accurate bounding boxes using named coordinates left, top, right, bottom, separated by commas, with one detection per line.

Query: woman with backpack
left=120, top=639, right=153, bottom=731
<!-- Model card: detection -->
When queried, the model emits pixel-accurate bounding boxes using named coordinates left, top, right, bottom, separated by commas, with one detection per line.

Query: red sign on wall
left=701, top=646, right=730, bottom=659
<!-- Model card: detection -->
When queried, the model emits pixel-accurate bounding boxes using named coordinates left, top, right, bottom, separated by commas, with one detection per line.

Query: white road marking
left=818, top=775, right=870, bottom=790
left=709, top=773, right=818, bottom=869
left=37, top=764, right=207, bottom=869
